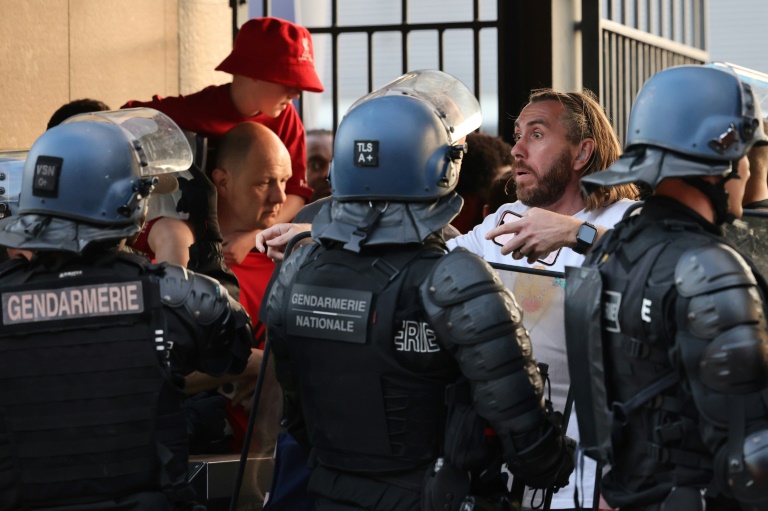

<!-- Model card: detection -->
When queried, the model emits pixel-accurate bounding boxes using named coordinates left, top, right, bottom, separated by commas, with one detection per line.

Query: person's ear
left=574, top=139, right=595, bottom=172
left=211, top=168, right=228, bottom=196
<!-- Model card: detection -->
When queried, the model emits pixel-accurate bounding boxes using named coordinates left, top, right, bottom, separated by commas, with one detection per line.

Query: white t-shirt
left=447, top=199, right=635, bottom=509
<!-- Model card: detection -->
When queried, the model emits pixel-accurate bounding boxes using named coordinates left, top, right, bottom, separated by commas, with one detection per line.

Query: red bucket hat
left=216, top=17, right=324, bottom=93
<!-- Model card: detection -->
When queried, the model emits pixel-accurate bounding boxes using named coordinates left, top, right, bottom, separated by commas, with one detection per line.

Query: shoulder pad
left=675, top=244, right=756, bottom=297
left=423, top=248, right=505, bottom=306
left=157, top=264, right=228, bottom=325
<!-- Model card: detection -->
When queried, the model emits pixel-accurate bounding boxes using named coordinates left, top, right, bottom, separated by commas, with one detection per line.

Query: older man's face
left=221, top=145, right=292, bottom=232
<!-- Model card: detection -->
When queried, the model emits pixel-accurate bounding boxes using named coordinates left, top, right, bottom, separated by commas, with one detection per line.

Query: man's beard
left=515, top=149, right=574, bottom=208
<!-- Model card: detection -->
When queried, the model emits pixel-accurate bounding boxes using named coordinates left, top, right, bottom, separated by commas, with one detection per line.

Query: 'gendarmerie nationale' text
left=287, top=284, right=372, bottom=343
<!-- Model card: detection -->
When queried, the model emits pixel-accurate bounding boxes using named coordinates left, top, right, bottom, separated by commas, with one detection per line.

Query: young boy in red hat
left=123, top=17, right=324, bottom=265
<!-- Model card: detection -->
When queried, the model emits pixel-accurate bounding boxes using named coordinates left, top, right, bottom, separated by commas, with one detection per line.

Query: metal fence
left=243, top=0, right=710, bottom=146
left=583, top=0, right=709, bottom=146
left=246, top=0, right=554, bottom=143
left=304, top=2, right=498, bottom=133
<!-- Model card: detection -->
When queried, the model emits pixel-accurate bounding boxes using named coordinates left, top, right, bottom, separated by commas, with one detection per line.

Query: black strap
left=315, top=244, right=437, bottom=293
left=612, top=371, right=678, bottom=426
left=682, top=176, right=735, bottom=225
left=620, top=336, right=670, bottom=364
left=647, top=443, right=713, bottom=470
left=343, top=203, right=387, bottom=252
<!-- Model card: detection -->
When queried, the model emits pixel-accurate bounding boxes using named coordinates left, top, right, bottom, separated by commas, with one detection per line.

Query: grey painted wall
left=709, top=0, right=768, bottom=74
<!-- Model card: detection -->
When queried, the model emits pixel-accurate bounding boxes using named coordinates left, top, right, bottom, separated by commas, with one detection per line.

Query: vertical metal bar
left=367, top=32, right=374, bottom=92
left=582, top=0, right=602, bottom=100
left=602, top=30, right=609, bottom=125
left=602, top=30, right=609, bottom=109
left=402, top=0, right=408, bottom=73
left=630, top=38, right=636, bottom=105
left=497, top=0, right=513, bottom=142
left=605, top=32, right=611, bottom=130
left=634, top=0, right=640, bottom=29
left=638, top=43, right=653, bottom=86
left=620, top=0, right=626, bottom=25
left=615, top=34, right=622, bottom=145
left=692, top=0, right=701, bottom=49
left=669, top=0, right=675, bottom=41
left=701, top=0, right=708, bottom=50
left=438, top=29, right=445, bottom=70
left=623, top=36, right=632, bottom=145
left=331, top=0, right=339, bottom=132
left=473, top=0, right=480, bottom=100
left=648, top=0, right=654, bottom=33
left=610, top=32, right=619, bottom=140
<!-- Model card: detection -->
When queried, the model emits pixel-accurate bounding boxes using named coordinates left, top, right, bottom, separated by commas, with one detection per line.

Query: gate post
left=497, top=0, right=553, bottom=143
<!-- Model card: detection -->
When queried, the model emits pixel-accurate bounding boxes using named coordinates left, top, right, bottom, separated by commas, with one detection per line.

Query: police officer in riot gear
left=566, top=64, right=768, bottom=511
left=265, top=70, right=574, bottom=511
left=0, top=110, right=252, bottom=510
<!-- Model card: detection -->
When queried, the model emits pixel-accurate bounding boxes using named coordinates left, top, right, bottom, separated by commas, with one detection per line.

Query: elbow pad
left=676, top=245, right=768, bottom=508
left=420, top=249, right=566, bottom=476
left=725, top=429, right=768, bottom=507
left=675, top=244, right=768, bottom=397
left=159, top=264, right=252, bottom=375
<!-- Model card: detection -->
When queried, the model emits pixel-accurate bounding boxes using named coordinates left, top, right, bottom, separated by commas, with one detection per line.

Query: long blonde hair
left=528, top=88, right=639, bottom=210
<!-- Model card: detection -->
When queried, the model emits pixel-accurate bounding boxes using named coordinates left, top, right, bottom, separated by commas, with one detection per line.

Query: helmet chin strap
left=681, top=160, right=739, bottom=225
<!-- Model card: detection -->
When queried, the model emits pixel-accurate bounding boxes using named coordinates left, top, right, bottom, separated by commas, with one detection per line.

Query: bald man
left=185, top=123, right=290, bottom=469
left=214, top=122, right=292, bottom=249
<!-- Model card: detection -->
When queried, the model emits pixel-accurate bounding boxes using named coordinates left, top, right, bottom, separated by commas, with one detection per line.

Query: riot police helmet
left=329, top=70, right=482, bottom=201
left=583, top=64, right=768, bottom=192
left=0, top=108, right=191, bottom=253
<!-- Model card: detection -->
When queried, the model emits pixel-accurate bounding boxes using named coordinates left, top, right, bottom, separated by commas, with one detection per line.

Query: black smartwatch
left=573, top=221, right=598, bottom=254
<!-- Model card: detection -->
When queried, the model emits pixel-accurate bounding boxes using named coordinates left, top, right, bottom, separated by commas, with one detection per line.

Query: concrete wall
left=0, top=0, right=232, bottom=150
left=551, top=0, right=581, bottom=93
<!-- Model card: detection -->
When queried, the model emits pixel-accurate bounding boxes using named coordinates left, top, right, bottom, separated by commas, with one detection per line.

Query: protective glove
left=552, top=436, right=577, bottom=491
left=181, top=392, right=227, bottom=442
left=176, top=164, right=222, bottom=243
left=176, top=165, right=240, bottom=300
left=516, top=434, right=575, bottom=490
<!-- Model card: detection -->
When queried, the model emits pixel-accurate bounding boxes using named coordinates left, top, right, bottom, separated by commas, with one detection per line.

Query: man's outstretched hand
left=255, top=223, right=312, bottom=261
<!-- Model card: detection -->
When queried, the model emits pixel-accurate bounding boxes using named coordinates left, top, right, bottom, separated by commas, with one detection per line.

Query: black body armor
left=266, top=239, right=573, bottom=511
left=566, top=197, right=768, bottom=510
left=0, top=250, right=252, bottom=511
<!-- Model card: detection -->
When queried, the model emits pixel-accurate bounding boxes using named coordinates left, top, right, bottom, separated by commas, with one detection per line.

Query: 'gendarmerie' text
left=3, top=281, right=144, bottom=324
left=291, top=292, right=367, bottom=312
